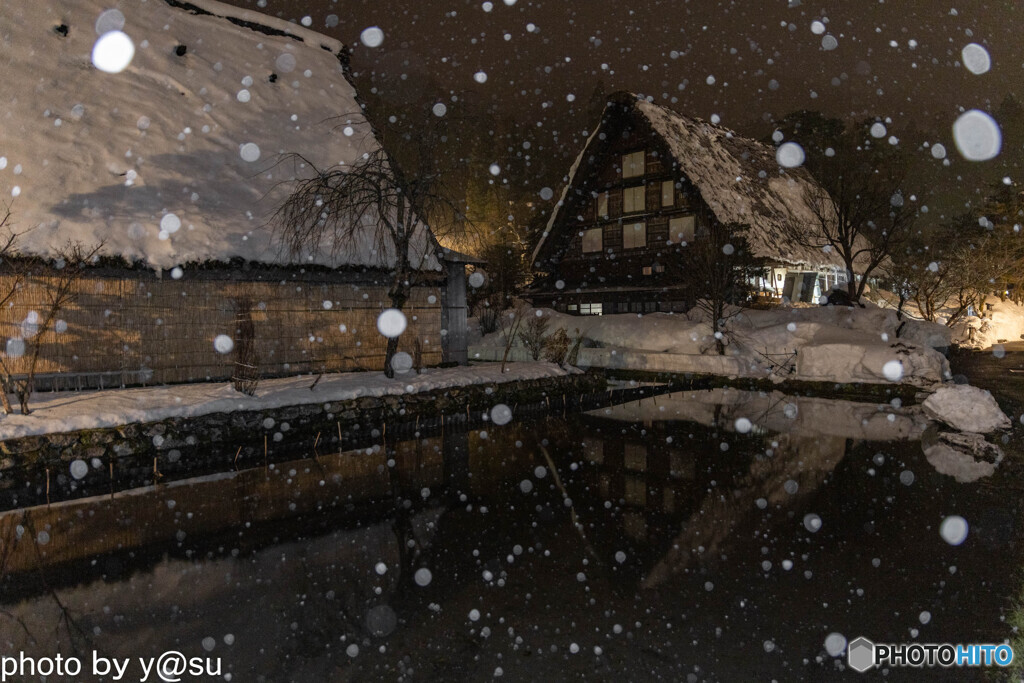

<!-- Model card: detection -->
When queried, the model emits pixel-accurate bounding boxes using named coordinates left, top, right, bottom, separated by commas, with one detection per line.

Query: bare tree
left=671, top=218, right=765, bottom=354
left=774, top=114, right=918, bottom=300
left=0, top=204, right=24, bottom=414
left=0, top=240, right=103, bottom=414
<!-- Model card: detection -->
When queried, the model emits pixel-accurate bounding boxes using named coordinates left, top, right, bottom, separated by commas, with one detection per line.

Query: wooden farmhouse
left=528, top=92, right=845, bottom=315
left=0, top=0, right=472, bottom=390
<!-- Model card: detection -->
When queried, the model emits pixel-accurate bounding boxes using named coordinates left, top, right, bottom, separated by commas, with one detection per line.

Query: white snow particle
left=376, top=309, right=407, bottom=338
left=489, top=163, right=501, bottom=176
left=474, top=71, right=488, bottom=84
left=961, top=43, right=991, bottom=75
left=776, top=141, right=805, bottom=168
left=237, top=89, right=251, bottom=103
left=821, top=34, right=838, bottom=50
left=539, top=187, right=554, bottom=200
left=882, top=360, right=904, bottom=382
left=919, top=611, right=931, bottom=625
left=346, top=644, right=359, bottom=657
left=810, top=20, right=826, bottom=35
left=824, top=633, right=847, bottom=657
left=301, top=15, right=312, bottom=27
left=375, top=562, right=388, bottom=575
left=931, top=143, right=947, bottom=159
left=95, top=9, right=126, bottom=35
left=900, top=470, right=915, bottom=486
left=70, top=459, right=89, bottom=480
left=706, top=75, right=716, bottom=85
left=360, top=27, right=385, bottom=48
left=92, top=31, right=135, bottom=74
left=490, top=404, right=513, bottom=425
left=803, top=513, right=822, bottom=532
left=519, top=479, right=533, bottom=493
left=213, top=334, right=234, bottom=354
left=614, top=551, right=626, bottom=563
left=275, top=53, right=297, bottom=73
left=432, top=103, right=447, bottom=117
left=240, top=143, right=261, bottom=162
left=870, top=122, right=887, bottom=138
left=952, top=110, right=1002, bottom=161
left=939, top=515, right=969, bottom=545
left=160, top=213, right=181, bottom=234
left=468, top=609, right=481, bottom=622
left=734, top=417, right=753, bottom=434
left=468, top=271, right=485, bottom=288
left=391, top=352, right=413, bottom=374
left=414, top=568, right=433, bottom=586
left=202, top=637, right=216, bottom=652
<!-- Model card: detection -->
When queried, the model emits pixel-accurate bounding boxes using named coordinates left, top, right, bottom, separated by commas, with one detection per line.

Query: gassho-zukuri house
left=528, top=92, right=845, bottom=315
left=0, top=0, right=473, bottom=390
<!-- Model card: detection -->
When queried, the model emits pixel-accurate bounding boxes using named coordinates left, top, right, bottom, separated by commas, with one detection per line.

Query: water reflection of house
left=528, top=92, right=846, bottom=315
left=0, top=0, right=471, bottom=389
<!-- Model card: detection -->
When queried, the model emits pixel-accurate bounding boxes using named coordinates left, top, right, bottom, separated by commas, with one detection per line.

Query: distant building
left=0, top=0, right=469, bottom=389
left=528, top=92, right=845, bottom=315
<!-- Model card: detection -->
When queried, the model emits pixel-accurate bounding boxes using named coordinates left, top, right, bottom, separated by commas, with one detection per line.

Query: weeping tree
left=272, top=113, right=466, bottom=378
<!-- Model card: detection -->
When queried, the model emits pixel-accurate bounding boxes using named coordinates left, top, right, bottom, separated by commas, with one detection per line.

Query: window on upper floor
left=581, top=227, right=603, bottom=253
left=668, top=215, right=696, bottom=244
left=661, top=180, right=675, bottom=207
left=596, top=191, right=609, bottom=218
left=622, top=150, right=645, bottom=178
left=623, top=221, right=647, bottom=250
left=623, top=185, right=645, bottom=214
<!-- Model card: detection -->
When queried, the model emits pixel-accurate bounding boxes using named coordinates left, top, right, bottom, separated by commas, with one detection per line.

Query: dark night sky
left=226, top=0, right=1022, bottom=210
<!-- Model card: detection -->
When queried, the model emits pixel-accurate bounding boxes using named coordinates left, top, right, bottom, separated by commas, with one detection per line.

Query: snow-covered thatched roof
left=0, top=0, right=440, bottom=271
left=533, top=93, right=841, bottom=270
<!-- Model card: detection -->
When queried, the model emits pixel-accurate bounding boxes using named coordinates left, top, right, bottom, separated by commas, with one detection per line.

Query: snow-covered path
left=0, top=363, right=576, bottom=441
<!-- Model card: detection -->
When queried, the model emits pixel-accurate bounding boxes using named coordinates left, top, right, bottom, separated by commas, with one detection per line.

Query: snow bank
left=797, top=343, right=949, bottom=387
left=476, top=306, right=950, bottom=386
left=950, top=297, right=1024, bottom=349
left=0, top=363, right=575, bottom=441
left=922, top=384, right=1011, bottom=433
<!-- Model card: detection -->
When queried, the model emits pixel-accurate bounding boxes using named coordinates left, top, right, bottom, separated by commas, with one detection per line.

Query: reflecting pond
left=1, top=387, right=1021, bottom=681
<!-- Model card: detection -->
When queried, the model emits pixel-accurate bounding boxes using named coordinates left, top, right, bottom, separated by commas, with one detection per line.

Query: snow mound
left=797, top=342, right=949, bottom=387
left=950, top=297, right=1024, bottom=349
left=922, top=384, right=1011, bottom=433
left=923, top=432, right=1003, bottom=483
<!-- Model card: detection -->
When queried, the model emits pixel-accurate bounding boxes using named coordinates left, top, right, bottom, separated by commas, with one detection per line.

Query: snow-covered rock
left=795, top=342, right=949, bottom=387
left=922, top=384, right=1011, bottom=433
left=923, top=432, right=1003, bottom=483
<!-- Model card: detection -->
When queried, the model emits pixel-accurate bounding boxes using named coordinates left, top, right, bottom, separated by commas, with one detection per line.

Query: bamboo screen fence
left=0, top=270, right=442, bottom=390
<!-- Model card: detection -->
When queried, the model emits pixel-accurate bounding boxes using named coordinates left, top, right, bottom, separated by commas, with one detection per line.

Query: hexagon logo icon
left=848, top=637, right=876, bottom=673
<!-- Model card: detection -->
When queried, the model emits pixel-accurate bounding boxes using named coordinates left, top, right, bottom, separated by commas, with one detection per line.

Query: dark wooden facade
left=529, top=95, right=844, bottom=314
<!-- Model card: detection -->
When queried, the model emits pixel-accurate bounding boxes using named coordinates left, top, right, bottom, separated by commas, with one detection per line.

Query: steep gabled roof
left=0, top=0, right=440, bottom=271
left=532, top=93, right=842, bottom=271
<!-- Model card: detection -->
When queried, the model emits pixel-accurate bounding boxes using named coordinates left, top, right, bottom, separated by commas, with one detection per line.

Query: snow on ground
left=922, top=384, right=1011, bottom=433
left=0, top=363, right=575, bottom=441
left=870, top=289, right=1024, bottom=350
left=474, top=305, right=951, bottom=386
left=950, top=297, right=1024, bottom=349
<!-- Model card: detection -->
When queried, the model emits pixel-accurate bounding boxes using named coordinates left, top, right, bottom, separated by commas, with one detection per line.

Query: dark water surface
left=1, top=385, right=1022, bottom=682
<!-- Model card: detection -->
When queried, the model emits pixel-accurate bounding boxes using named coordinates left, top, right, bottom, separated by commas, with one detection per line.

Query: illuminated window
left=661, top=181, right=674, bottom=207
left=642, top=266, right=652, bottom=276
left=622, top=150, right=645, bottom=178
left=596, top=191, right=609, bottom=218
left=579, top=302, right=603, bottom=316
left=623, top=185, right=645, bottom=213
left=623, top=222, right=646, bottom=249
left=668, top=215, right=696, bottom=244
left=582, top=227, right=603, bottom=253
